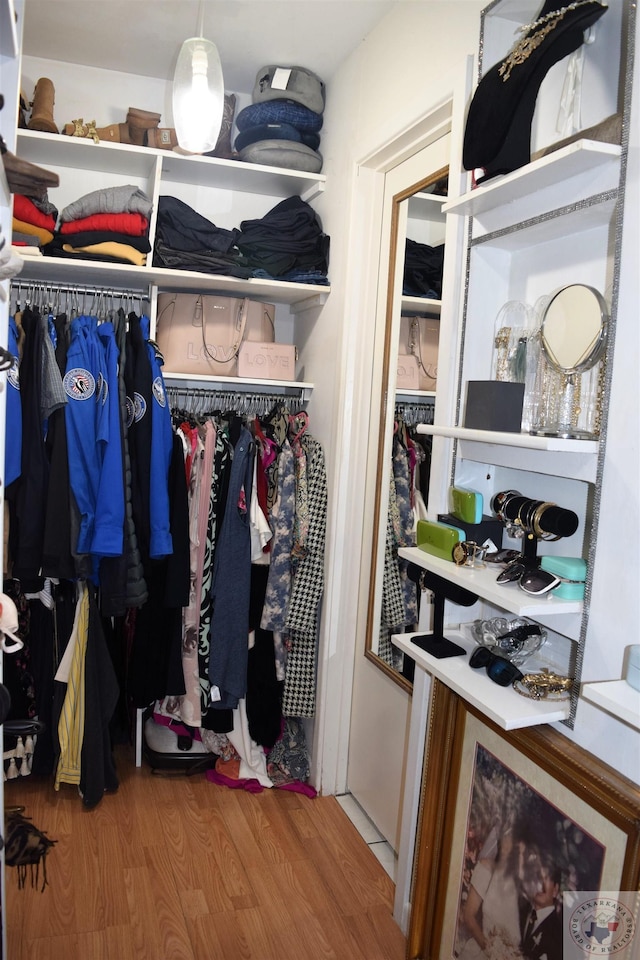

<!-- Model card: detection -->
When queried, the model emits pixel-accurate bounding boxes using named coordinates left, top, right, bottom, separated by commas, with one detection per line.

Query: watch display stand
left=410, top=569, right=478, bottom=658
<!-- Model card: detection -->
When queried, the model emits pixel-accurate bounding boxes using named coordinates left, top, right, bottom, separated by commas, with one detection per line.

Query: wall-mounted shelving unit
left=397, top=0, right=634, bottom=730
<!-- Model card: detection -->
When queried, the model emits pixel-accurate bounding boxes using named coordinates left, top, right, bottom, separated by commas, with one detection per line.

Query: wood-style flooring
left=4, top=745, right=407, bottom=960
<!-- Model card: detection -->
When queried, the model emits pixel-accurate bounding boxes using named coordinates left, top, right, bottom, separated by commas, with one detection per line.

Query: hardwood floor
left=4, top=745, right=407, bottom=959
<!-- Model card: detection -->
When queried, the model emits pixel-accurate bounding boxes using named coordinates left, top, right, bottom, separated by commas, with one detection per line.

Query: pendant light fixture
left=172, top=1, right=225, bottom=154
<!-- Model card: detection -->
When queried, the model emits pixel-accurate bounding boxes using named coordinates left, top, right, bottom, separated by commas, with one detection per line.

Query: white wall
left=312, top=1, right=485, bottom=795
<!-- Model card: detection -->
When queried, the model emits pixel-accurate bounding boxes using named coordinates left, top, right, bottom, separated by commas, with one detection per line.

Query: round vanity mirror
left=534, top=283, right=608, bottom=439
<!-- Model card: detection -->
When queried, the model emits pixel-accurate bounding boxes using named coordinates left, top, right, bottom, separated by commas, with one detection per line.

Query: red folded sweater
left=13, top=194, right=57, bottom=231
left=60, top=212, right=149, bottom=236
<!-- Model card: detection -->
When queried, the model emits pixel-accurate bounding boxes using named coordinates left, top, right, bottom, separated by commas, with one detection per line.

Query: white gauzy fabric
left=250, top=456, right=272, bottom=563
left=227, top=698, right=273, bottom=788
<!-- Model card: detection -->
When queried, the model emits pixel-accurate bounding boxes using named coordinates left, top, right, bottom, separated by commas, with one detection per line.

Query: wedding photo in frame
left=407, top=681, right=640, bottom=959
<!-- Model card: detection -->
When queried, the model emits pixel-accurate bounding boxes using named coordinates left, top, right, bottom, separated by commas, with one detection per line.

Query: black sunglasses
left=519, top=568, right=563, bottom=595
left=469, top=646, right=524, bottom=686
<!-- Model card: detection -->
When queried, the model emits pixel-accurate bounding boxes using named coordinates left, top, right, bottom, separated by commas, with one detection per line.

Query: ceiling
left=20, top=0, right=399, bottom=95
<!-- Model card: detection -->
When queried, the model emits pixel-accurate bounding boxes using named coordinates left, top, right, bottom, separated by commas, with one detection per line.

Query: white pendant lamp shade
left=173, top=36, right=224, bottom=153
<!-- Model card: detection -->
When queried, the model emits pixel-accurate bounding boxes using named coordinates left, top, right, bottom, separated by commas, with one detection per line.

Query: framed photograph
left=408, top=681, right=640, bottom=959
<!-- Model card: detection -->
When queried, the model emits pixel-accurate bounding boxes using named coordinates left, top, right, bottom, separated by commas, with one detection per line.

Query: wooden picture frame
left=407, top=681, right=640, bottom=959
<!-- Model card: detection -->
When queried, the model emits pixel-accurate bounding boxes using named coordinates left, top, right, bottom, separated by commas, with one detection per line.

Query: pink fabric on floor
left=205, top=768, right=316, bottom=797
left=206, top=769, right=264, bottom=793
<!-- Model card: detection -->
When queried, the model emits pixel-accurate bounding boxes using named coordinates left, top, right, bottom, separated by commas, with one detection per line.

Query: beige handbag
left=155, top=293, right=275, bottom=377
left=399, top=314, right=439, bottom=391
left=396, top=354, right=420, bottom=390
left=237, top=341, right=297, bottom=381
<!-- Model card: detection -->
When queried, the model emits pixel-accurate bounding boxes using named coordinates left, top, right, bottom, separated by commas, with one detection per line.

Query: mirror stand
left=536, top=372, right=595, bottom=440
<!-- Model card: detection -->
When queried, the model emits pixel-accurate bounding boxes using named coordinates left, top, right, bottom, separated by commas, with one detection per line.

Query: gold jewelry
left=513, top=670, right=573, bottom=700
left=531, top=501, right=562, bottom=542
left=531, top=501, right=554, bottom=538
left=499, top=1, right=604, bottom=82
left=494, top=327, right=511, bottom=381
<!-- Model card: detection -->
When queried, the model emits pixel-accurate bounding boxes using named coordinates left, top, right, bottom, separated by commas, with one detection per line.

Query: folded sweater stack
left=46, top=185, right=153, bottom=266
left=236, top=195, right=329, bottom=283
left=12, top=194, right=57, bottom=255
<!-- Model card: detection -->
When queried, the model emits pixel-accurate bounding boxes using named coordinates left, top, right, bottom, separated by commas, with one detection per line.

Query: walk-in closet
left=1, top=1, right=639, bottom=959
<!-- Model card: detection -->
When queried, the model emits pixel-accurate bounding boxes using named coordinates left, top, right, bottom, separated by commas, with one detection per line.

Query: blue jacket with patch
left=64, top=315, right=122, bottom=561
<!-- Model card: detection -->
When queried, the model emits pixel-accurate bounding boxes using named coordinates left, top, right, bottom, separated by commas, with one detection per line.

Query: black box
left=438, top=513, right=503, bottom=548
left=463, top=380, right=525, bottom=433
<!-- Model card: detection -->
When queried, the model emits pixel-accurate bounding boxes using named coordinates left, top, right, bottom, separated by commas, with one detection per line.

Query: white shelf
left=164, top=371, right=313, bottom=399
left=398, top=546, right=583, bottom=618
left=395, top=389, right=436, bottom=401
left=417, top=424, right=599, bottom=484
left=416, top=422, right=598, bottom=453
left=392, top=629, right=570, bottom=729
left=16, top=130, right=327, bottom=198
left=148, top=267, right=329, bottom=307
left=408, top=192, right=447, bottom=220
left=581, top=680, right=640, bottom=731
left=16, top=255, right=330, bottom=308
left=443, top=141, right=621, bottom=219
left=401, top=296, right=441, bottom=316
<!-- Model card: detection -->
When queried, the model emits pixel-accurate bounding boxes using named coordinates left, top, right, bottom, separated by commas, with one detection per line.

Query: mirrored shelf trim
left=581, top=680, right=640, bottom=731
left=392, top=629, right=570, bottom=729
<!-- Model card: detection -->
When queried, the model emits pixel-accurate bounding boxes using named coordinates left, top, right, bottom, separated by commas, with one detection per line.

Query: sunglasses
left=484, top=549, right=522, bottom=565
left=517, top=568, right=587, bottom=596
left=469, top=646, right=524, bottom=686
left=496, top=561, right=527, bottom=583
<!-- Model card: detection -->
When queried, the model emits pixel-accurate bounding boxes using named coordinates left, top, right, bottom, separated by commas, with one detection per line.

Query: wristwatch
left=452, top=540, right=487, bottom=566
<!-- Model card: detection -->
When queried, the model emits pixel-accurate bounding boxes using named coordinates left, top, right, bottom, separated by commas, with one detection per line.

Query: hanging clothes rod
left=10, top=278, right=150, bottom=300
left=166, top=384, right=306, bottom=418
left=395, top=398, right=435, bottom=427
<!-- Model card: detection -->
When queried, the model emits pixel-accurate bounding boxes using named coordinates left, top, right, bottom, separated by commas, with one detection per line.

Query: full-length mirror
left=364, top=159, right=449, bottom=689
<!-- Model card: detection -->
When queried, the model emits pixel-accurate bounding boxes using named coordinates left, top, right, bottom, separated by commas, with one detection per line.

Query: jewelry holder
left=491, top=490, right=580, bottom=571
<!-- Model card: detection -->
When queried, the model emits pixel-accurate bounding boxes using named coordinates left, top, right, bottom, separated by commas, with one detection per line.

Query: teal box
left=540, top=556, right=587, bottom=581
left=541, top=555, right=587, bottom=600
left=552, top=581, right=585, bottom=601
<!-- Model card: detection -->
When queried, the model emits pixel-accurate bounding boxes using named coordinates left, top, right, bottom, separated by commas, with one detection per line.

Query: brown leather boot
left=27, top=78, right=59, bottom=134
left=95, top=123, right=132, bottom=145
left=146, top=127, right=178, bottom=150
left=127, top=107, right=161, bottom=146
left=1, top=148, right=60, bottom=198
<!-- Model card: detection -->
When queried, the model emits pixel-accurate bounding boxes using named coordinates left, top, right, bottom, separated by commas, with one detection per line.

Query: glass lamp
left=172, top=4, right=224, bottom=154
